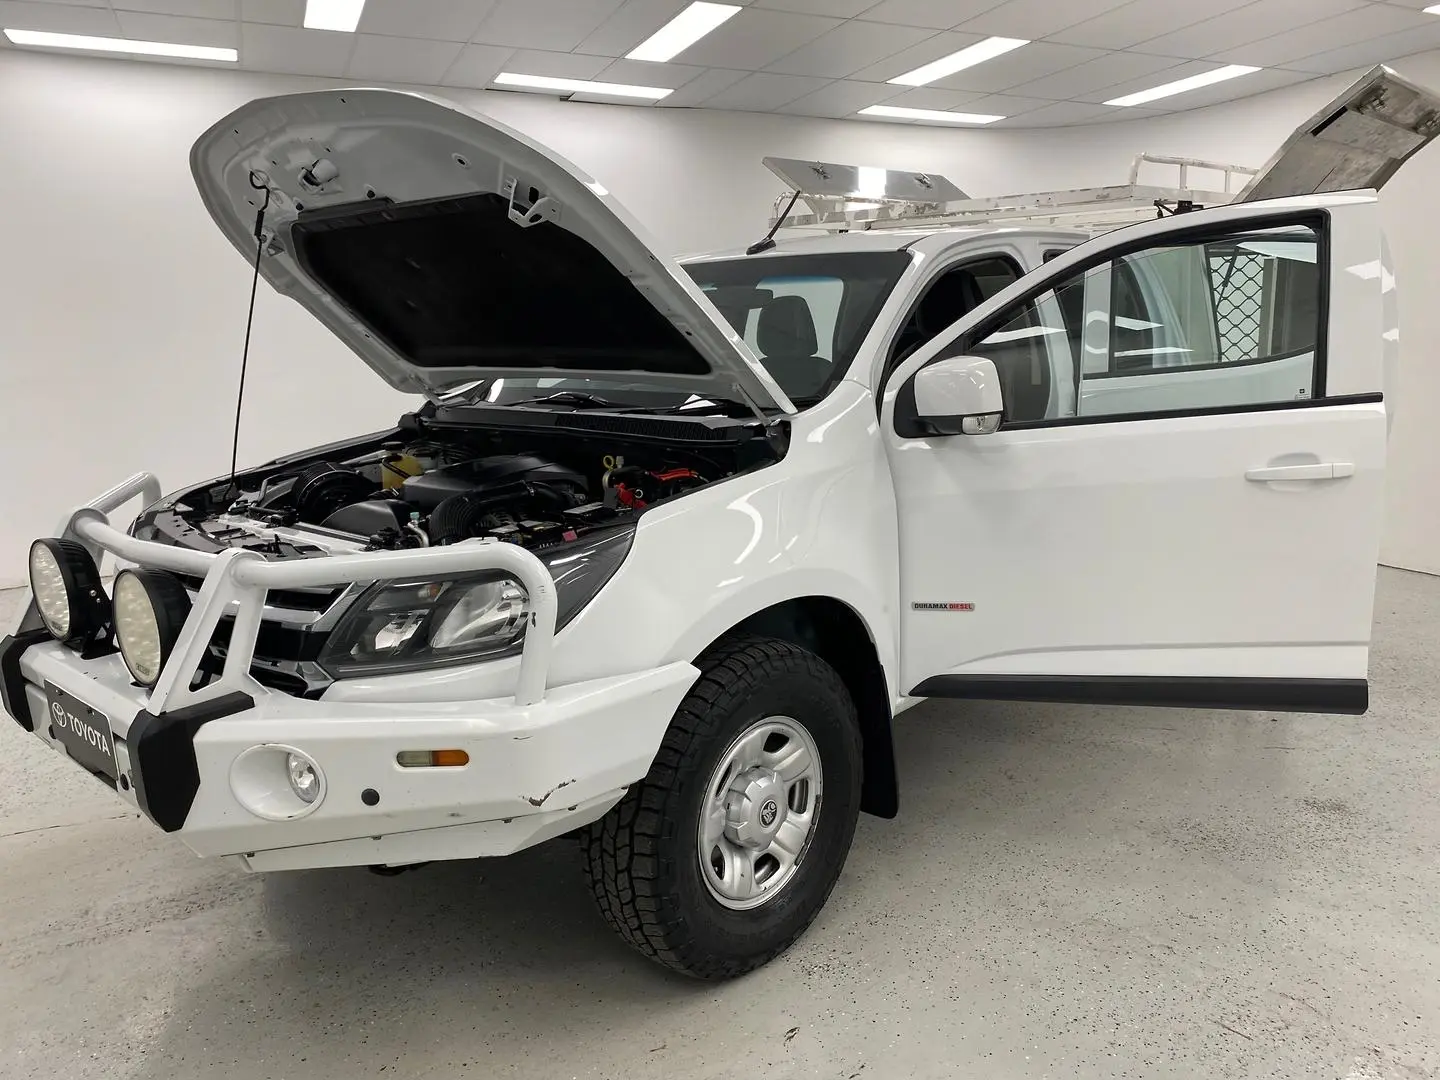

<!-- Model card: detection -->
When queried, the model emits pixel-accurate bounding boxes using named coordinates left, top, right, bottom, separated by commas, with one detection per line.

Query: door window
left=885, top=255, right=1023, bottom=378
left=959, top=220, right=1323, bottom=424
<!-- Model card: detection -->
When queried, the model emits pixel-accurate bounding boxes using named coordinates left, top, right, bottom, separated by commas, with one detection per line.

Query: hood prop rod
left=223, top=172, right=273, bottom=504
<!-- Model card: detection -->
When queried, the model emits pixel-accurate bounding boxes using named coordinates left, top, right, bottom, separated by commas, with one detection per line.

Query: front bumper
left=5, top=471, right=697, bottom=870
left=6, top=634, right=695, bottom=869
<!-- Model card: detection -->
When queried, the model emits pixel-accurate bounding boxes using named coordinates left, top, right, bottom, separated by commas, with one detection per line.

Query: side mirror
left=912, top=355, right=1004, bottom=436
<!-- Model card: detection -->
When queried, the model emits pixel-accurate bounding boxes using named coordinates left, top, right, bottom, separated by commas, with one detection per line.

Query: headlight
left=27, top=539, right=111, bottom=650
left=318, top=573, right=529, bottom=677
left=319, top=525, right=634, bottom=678
left=113, top=569, right=193, bottom=687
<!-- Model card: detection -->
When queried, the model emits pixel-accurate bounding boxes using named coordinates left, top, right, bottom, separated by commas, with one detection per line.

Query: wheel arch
left=697, top=595, right=899, bottom=819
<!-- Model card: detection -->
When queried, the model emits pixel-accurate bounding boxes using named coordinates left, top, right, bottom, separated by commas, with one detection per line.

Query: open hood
left=1238, top=64, right=1440, bottom=203
left=190, top=88, right=793, bottom=414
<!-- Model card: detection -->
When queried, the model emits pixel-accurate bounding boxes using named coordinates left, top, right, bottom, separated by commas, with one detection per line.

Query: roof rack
left=762, top=153, right=1259, bottom=236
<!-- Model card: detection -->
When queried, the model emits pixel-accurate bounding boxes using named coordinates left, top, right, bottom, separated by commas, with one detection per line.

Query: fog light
left=287, top=752, right=320, bottom=803
left=27, top=539, right=111, bottom=650
left=113, top=569, right=192, bottom=687
left=229, top=744, right=326, bottom=821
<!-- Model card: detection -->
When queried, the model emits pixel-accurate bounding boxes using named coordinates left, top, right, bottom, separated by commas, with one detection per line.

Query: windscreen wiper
left=507, top=391, right=620, bottom=408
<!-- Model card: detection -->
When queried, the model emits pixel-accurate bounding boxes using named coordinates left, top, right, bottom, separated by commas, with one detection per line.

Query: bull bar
left=48, top=471, right=559, bottom=713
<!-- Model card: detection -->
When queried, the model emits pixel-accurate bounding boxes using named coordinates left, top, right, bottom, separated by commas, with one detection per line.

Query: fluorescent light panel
left=494, top=72, right=673, bottom=101
left=1104, top=64, right=1260, bottom=106
left=2, top=27, right=237, bottom=61
left=859, top=105, right=1004, bottom=124
left=626, top=1, right=740, bottom=63
left=1426, top=3, right=1440, bottom=12
left=888, top=36, right=1028, bottom=87
left=304, top=0, right=366, bottom=33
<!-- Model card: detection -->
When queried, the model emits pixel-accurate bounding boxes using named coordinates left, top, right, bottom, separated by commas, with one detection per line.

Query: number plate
left=44, top=683, right=118, bottom=781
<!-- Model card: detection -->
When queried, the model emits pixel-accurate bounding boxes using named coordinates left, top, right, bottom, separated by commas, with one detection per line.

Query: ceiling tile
left=116, top=11, right=238, bottom=46
left=0, top=0, right=119, bottom=34
left=1140, top=0, right=1366, bottom=58
left=241, top=0, right=301, bottom=26
left=1211, top=3, right=1436, bottom=66
left=756, top=0, right=877, bottom=15
left=472, top=0, right=625, bottom=52
left=858, top=0, right=1000, bottom=30
left=501, top=47, right=612, bottom=78
left=676, top=8, right=842, bottom=68
left=954, top=0, right=1133, bottom=39
left=882, top=85, right=983, bottom=109
left=596, top=56, right=707, bottom=87
left=345, top=33, right=463, bottom=82
left=655, top=65, right=748, bottom=105
left=573, top=0, right=688, bottom=57
left=357, top=0, right=496, bottom=42
left=113, top=0, right=236, bottom=16
left=439, top=42, right=514, bottom=87
left=1048, top=0, right=1233, bottom=49
left=241, top=22, right=356, bottom=76
left=765, top=19, right=931, bottom=78
left=1286, top=19, right=1440, bottom=73
left=1005, top=49, right=1177, bottom=98
left=929, top=41, right=1108, bottom=93
left=996, top=99, right=1162, bottom=126
left=696, top=70, right=832, bottom=110
left=958, top=91, right=1051, bottom=116
left=774, top=78, right=896, bottom=116
left=849, top=29, right=986, bottom=81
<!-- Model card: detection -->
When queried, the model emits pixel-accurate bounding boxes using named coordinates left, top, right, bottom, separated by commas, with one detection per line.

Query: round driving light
left=27, top=538, right=111, bottom=649
left=286, top=752, right=320, bottom=804
left=113, top=569, right=192, bottom=687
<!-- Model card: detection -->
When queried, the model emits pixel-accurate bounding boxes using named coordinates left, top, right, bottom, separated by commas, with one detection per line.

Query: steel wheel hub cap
left=698, top=716, right=822, bottom=911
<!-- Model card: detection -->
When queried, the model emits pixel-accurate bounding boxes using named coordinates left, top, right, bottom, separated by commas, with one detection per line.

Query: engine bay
left=131, top=407, right=783, bottom=562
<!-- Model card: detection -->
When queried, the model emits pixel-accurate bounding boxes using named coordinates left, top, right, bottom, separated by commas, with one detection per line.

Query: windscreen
left=681, top=251, right=912, bottom=402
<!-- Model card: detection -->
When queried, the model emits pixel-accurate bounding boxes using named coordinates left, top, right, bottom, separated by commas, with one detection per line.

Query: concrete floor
left=1, top=570, right=1437, bottom=1080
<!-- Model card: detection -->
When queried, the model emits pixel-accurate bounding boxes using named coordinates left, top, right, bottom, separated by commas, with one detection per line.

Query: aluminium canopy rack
left=762, top=154, right=1260, bottom=236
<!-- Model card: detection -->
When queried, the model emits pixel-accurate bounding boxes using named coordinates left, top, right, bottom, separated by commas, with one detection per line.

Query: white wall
left=1, top=47, right=1438, bottom=587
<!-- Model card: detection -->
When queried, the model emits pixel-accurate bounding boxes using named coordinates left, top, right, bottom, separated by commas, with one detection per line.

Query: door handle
left=1245, top=462, right=1355, bottom=482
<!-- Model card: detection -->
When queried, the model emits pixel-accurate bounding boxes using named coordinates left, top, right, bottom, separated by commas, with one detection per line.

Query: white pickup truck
left=6, top=66, right=1433, bottom=979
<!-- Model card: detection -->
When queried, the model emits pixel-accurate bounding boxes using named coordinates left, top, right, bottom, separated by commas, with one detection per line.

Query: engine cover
left=400, top=454, right=586, bottom=510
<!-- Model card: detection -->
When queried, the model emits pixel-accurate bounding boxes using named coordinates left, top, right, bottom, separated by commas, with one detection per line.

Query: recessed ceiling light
left=626, top=1, right=740, bottom=63
left=1104, top=64, right=1260, bottom=106
left=1425, top=3, right=1440, bottom=12
left=858, top=105, right=1005, bottom=124
left=2, top=28, right=237, bottom=61
left=303, top=0, right=366, bottom=33
left=887, top=37, right=1029, bottom=87
left=493, top=72, right=673, bottom=101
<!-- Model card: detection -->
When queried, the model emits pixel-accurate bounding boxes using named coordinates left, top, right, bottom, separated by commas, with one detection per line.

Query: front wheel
left=580, top=636, right=863, bottom=979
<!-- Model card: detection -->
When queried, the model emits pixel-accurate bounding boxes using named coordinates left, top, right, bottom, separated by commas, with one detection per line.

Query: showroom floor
left=2, top=570, right=1437, bottom=1080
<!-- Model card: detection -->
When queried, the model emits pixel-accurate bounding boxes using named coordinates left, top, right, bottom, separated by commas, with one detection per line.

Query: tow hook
left=368, top=862, right=431, bottom=877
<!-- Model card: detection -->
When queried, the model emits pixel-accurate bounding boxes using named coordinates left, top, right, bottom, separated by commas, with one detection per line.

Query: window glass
left=683, top=251, right=910, bottom=403
left=887, top=256, right=1023, bottom=375
left=963, top=222, right=1322, bottom=424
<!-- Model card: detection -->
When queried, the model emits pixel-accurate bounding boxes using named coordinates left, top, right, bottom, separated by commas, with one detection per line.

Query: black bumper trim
left=128, top=691, right=255, bottom=832
left=1, top=630, right=52, bottom=732
left=911, top=675, right=1369, bottom=715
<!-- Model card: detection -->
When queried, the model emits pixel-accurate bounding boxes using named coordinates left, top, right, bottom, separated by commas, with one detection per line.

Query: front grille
left=172, top=573, right=344, bottom=613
